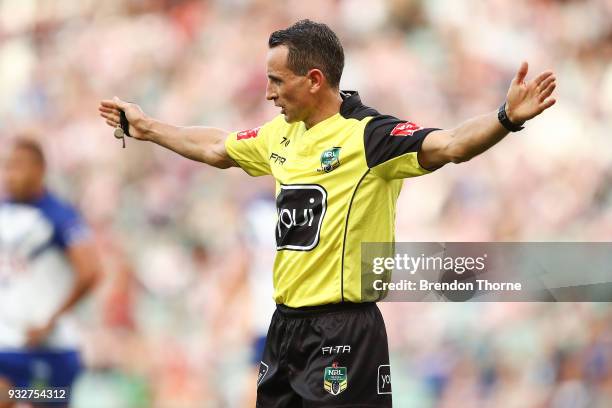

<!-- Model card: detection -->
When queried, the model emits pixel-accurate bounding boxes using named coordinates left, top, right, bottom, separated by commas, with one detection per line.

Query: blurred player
left=99, top=19, right=556, bottom=406
left=240, top=193, right=277, bottom=407
left=0, top=138, right=100, bottom=408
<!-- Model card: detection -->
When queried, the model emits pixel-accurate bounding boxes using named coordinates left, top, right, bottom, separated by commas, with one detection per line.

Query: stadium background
left=0, top=0, right=611, bottom=406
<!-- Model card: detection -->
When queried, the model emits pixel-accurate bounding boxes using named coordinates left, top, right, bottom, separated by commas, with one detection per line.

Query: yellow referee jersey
left=225, top=91, right=439, bottom=307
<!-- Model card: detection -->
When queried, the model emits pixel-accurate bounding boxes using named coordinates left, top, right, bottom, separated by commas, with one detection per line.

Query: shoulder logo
left=236, top=127, right=261, bottom=140
left=390, top=121, right=421, bottom=137
left=317, top=147, right=341, bottom=173
left=324, top=361, right=348, bottom=396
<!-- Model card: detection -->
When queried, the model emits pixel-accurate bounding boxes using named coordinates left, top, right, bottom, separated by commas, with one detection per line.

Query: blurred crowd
left=0, top=0, right=611, bottom=406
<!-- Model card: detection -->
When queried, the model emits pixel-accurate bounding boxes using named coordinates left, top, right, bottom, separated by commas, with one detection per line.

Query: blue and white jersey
left=0, top=191, right=89, bottom=349
left=244, top=195, right=277, bottom=335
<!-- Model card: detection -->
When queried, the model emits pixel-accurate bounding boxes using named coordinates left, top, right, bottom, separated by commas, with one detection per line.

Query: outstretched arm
left=418, top=62, right=557, bottom=169
left=99, top=97, right=237, bottom=169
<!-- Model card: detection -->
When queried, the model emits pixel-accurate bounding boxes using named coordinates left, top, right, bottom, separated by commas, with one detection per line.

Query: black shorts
left=256, top=302, right=392, bottom=407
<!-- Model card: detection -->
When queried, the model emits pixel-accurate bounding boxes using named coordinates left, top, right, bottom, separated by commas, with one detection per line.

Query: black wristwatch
left=497, top=102, right=524, bottom=132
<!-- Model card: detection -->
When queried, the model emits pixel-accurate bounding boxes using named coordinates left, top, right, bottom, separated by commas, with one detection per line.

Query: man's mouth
left=275, top=103, right=285, bottom=115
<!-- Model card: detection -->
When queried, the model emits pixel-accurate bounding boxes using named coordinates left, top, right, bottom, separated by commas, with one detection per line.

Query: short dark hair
left=269, top=19, right=344, bottom=89
left=13, top=137, right=45, bottom=167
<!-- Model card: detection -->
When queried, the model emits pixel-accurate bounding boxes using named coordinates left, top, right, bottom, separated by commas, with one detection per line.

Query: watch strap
left=498, top=102, right=524, bottom=132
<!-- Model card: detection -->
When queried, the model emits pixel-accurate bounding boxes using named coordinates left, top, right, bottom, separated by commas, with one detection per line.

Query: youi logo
left=275, top=185, right=327, bottom=251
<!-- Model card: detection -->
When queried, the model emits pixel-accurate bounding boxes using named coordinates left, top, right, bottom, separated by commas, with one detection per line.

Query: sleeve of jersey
left=225, top=122, right=273, bottom=177
left=364, top=115, right=440, bottom=180
left=53, top=204, right=91, bottom=248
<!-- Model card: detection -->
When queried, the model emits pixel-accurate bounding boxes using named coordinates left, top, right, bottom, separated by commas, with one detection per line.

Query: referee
left=99, top=19, right=556, bottom=407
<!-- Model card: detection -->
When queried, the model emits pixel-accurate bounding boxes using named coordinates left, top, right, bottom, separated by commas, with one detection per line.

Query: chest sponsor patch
left=236, top=126, right=261, bottom=140
left=275, top=184, right=327, bottom=251
left=390, top=121, right=421, bottom=137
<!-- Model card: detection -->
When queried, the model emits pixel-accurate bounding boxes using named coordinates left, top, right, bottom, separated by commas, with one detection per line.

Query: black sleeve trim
left=364, top=114, right=439, bottom=168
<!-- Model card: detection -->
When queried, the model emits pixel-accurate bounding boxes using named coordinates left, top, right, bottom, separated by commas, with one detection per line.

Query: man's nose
left=266, top=84, right=276, bottom=101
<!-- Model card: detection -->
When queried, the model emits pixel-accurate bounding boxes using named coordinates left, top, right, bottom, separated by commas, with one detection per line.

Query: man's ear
left=306, top=69, right=325, bottom=93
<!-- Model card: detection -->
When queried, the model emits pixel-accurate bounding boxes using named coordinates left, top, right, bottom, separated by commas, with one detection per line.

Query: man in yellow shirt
left=99, top=19, right=556, bottom=407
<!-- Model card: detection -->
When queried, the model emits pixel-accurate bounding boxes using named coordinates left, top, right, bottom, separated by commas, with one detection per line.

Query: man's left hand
left=505, top=61, right=557, bottom=124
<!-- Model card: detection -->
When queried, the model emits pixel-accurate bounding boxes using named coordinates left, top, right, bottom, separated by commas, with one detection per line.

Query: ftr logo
left=276, top=184, right=327, bottom=251
left=270, top=152, right=286, bottom=166
left=322, top=345, right=351, bottom=355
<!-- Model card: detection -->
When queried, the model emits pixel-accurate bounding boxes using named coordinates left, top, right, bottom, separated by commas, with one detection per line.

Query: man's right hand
left=98, top=97, right=149, bottom=140
left=98, top=97, right=235, bottom=167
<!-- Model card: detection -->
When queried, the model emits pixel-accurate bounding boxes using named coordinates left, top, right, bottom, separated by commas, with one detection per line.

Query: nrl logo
left=317, top=147, right=341, bottom=173
left=324, top=361, right=348, bottom=396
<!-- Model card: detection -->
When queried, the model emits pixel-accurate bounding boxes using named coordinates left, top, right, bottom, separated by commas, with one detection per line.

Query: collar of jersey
left=298, top=90, right=360, bottom=135
left=339, top=90, right=362, bottom=117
